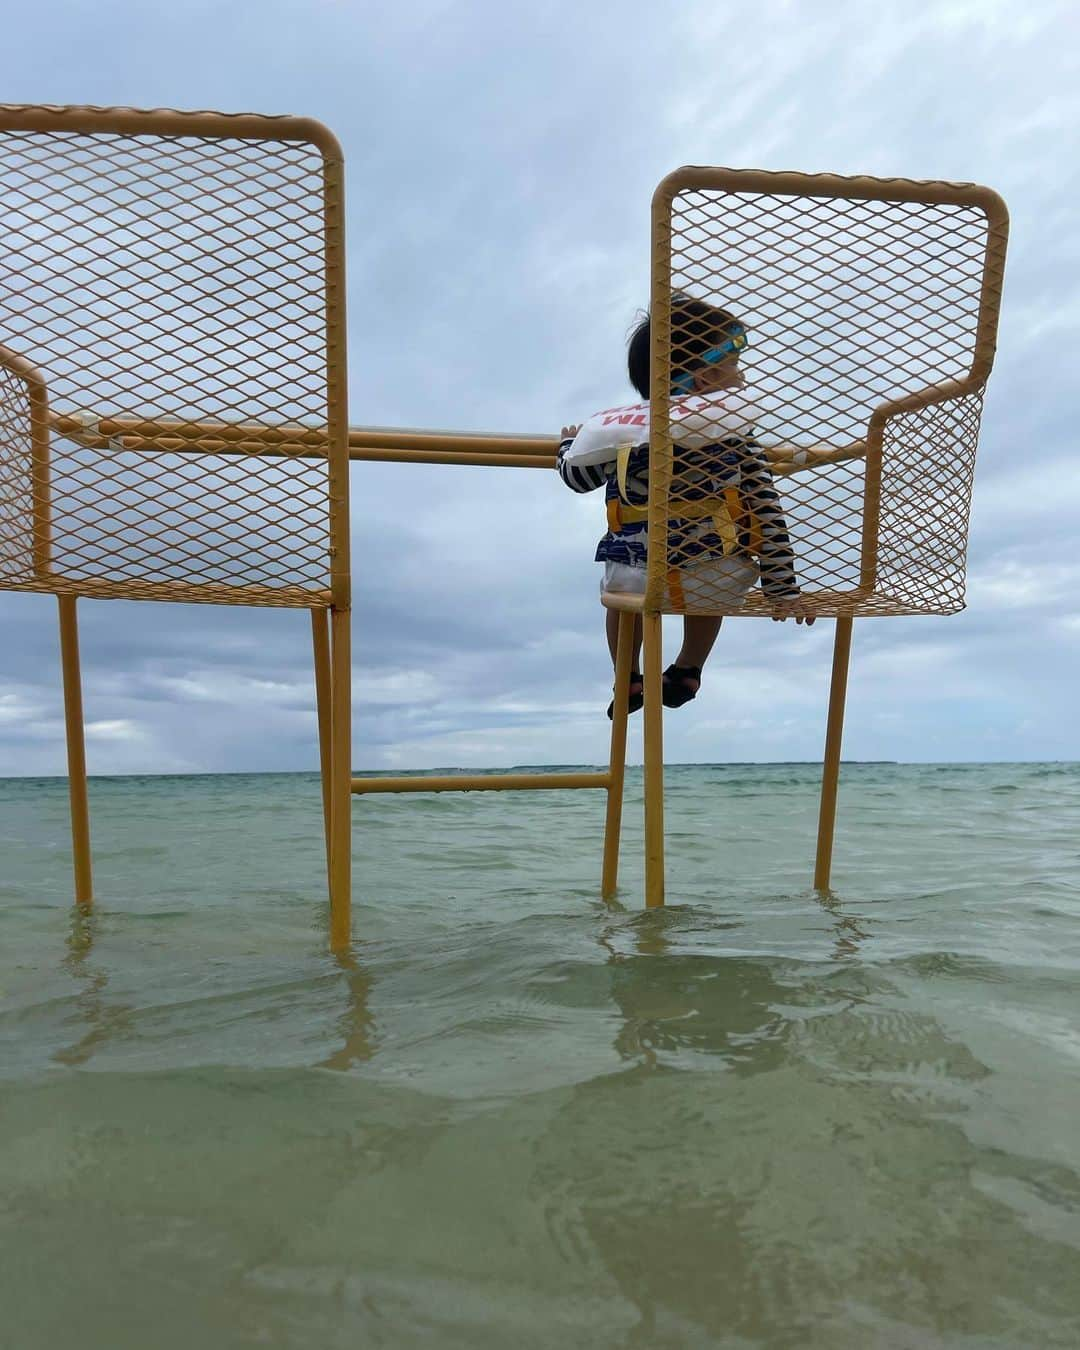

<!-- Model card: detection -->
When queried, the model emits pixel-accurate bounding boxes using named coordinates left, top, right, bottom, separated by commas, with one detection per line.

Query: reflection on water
left=522, top=912, right=1075, bottom=1347
left=601, top=911, right=793, bottom=1071
left=53, top=908, right=137, bottom=1067
left=316, top=950, right=378, bottom=1071
left=2, top=764, right=1079, bottom=1347
left=599, top=893, right=869, bottom=1069
left=814, top=886, right=871, bottom=960
left=48, top=911, right=380, bottom=1077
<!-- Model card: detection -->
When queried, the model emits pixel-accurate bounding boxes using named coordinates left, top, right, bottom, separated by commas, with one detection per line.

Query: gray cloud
left=2, top=0, right=1079, bottom=774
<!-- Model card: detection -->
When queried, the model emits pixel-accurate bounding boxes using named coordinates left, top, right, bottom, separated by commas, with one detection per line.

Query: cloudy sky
left=1, top=0, right=1078, bottom=775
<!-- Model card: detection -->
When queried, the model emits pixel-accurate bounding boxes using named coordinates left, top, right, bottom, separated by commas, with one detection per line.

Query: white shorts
left=601, top=557, right=759, bottom=612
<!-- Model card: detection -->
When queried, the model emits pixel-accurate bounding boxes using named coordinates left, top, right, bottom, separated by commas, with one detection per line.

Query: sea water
left=1, top=763, right=1078, bottom=1348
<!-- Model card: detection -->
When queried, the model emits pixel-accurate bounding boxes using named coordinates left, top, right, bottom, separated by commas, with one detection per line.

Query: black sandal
left=607, top=672, right=644, bottom=720
left=662, top=663, right=701, bottom=708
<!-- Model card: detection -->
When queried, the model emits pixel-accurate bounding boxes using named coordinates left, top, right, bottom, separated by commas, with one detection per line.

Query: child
left=558, top=294, right=813, bottom=718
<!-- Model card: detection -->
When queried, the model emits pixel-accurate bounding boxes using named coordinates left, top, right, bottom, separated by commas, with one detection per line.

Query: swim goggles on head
left=671, top=324, right=749, bottom=395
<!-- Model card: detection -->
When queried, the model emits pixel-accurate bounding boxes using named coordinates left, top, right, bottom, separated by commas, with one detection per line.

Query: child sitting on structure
left=558, top=293, right=813, bottom=718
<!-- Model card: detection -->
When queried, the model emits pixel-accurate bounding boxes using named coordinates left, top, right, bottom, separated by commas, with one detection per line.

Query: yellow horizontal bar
left=51, top=412, right=863, bottom=477
left=52, top=413, right=324, bottom=447
left=114, top=436, right=315, bottom=457
left=768, top=442, right=867, bottom=476
left=0, top=105, right=343, bottom=156
left=349, top=428, right=556, bottom=456
left=52, top=414, right=557, bottom=456
left=349, top=448, right=555, bottom=469
left=352, top=772, right=610, bottom=794
left=18, top=574, right=332, bottom=607
left=104, top=436, right=555, bottom=469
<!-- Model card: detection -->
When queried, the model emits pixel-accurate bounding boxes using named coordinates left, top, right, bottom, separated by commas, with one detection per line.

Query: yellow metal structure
left=641, top=613, right=666, bottom=908
left=815, top=616, right=854, bottom=891
left=602, top=166, right=1008, bottom=895
left=0, top=107, right=1008, bottom=942
left=56, top=595, right=92, bottom=905
left=0, top=104, right=353, bottom=936
left=600, top=612, right=635, bottom=898
left=352, top=773, right=610, bottom=794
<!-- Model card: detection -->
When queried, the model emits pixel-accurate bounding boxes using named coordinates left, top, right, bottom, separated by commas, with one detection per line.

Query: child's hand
left=560, top=425, right=580, bottom=441
left=770, top=596, right=816, bottom=626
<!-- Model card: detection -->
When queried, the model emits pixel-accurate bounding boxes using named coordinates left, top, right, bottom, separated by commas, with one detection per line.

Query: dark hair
left=627, top=292, right=742, bottom=400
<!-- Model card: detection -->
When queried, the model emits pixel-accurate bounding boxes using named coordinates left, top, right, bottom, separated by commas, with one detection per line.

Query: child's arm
left=557, top=402, right=651, bottom=469
left=764, top=440, right=867, bottom=476
left=740, top=442, right=813, bottom=622
left=556, top=424, right=609, bottom=493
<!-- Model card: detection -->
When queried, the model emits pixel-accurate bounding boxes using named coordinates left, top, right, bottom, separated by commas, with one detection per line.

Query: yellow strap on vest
left=714, top=489, right=740, bottom=557
left=712, top=488, right=764, bottom=557
left=609, top=442, right=649, bottom=529
left=616, top=443, right=633, bottom=504
left=605, top=449, right=763, bottom=557
left=729, top=487, right=763, bottom=555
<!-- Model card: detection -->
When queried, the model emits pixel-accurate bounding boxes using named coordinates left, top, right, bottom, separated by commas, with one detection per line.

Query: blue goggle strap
left=670, top=326, right=748, bottom=395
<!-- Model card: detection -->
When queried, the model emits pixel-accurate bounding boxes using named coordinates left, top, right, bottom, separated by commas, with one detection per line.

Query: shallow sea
left=1, top=762, right=1079, bottom=1349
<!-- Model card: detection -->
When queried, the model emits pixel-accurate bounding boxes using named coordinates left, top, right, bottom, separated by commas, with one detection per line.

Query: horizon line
left=2, top=758, right=1078, bottom=783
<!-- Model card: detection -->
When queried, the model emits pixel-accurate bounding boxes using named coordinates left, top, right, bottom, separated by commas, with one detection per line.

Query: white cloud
left=355, top=668, right=442, bottom=707
left=968, top=558, right=1080, bottom=611
left=85, top=719, right=144, bottom=743
left=142, top=671, right=314, bottom=708
left=0, top=690, right=36, bottom=727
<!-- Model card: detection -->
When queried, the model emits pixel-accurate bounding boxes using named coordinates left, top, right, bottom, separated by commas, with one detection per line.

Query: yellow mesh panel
left=0, top=105, right=346, bottom=608
left=0, top=352, right=37, bottom=584
left=647, top=170, right=1008, bottom=618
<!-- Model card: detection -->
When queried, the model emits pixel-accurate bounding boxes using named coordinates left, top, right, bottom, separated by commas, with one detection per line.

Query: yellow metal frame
left=645, top=167, right=1009, bottom=616
left=0, top=109, right=1010, bottom=944
left=0, top=105, right=353, bottom=942
left=631, top=165, right=1008, bottom=898
left=344, top=430, right=634, bottom=899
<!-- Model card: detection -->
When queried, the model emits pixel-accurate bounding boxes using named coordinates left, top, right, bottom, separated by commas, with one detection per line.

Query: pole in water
left=57, top=595, right=93, bottom=905
left=815, top=616, right=854, bottom=892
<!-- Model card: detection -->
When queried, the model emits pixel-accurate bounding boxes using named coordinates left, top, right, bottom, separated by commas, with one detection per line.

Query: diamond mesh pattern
left=0, top=108, right=340, bottom=607
left=873, top=390, right=984, bottom=613
left=0, top=355, right=35, bottom=584
left=648, top=172, right=1006, bottom=618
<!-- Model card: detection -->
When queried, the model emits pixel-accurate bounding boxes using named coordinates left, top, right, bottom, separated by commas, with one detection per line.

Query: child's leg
left=664, top=616, right=723, bottom=702
left=600, top=563, right=646, bottom=718
left=676, top=616, right=722, bottom=669
left=606, top=609, right=643, bottom=671
left=604, top=609, right=644, bottom=720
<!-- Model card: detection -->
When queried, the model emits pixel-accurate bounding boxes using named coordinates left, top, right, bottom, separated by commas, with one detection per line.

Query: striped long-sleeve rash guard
left=556, top=394, right=799, bottom=599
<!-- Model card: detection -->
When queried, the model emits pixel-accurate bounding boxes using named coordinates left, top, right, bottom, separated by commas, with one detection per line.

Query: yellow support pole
left=815, top=616, right=854, bottom=891
left=321, top=132, right=351, bottom=951
left=311, top=609, right=333, bottom=890
left=601, top=609, right=634, bottom=898
left=642, top=611, right=665, bottom=908
left=57, top=595, right=93, bottom=905
left=328, top=605, right=352, bottom=950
